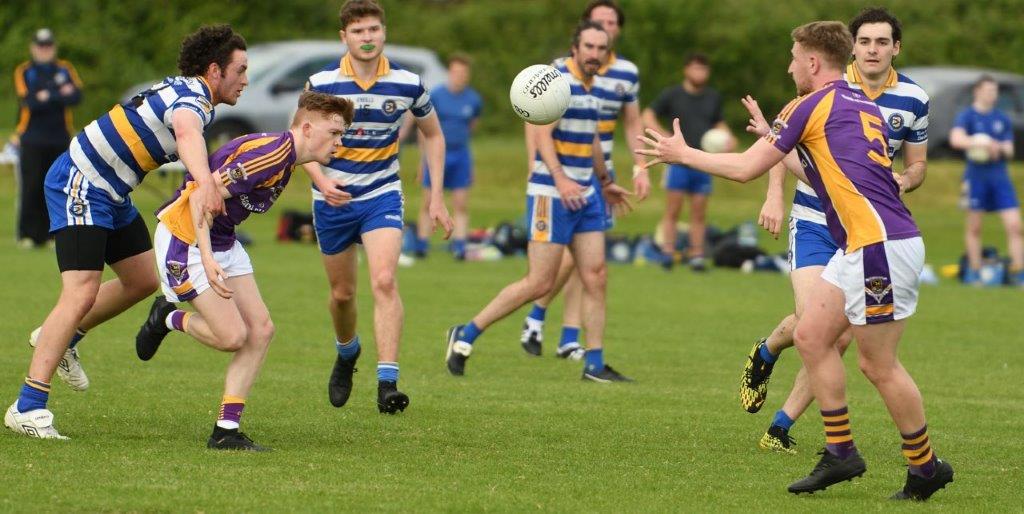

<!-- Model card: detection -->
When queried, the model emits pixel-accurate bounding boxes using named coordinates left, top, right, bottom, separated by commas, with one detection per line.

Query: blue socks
left=16, top=378, right=50, bottom=412
left=460, top=322, right=483, bottom=345
left=759, top=342, right=778, bottom=364
left=451, top=239, right=466, bottom=258
left=527, top=304, right=547, bottom=323
left=377, top=362, right=399, bottom=383
left=416, top=237, right=430, bottom=255
left=772, top=409, right=795, bottom=430
left=336, top=336, right=361, bottom=361
left=584, top=348, right=604, bottom=373
left=69, top=328, right=87, bottom=349
left=559, top=326, right=580, bottom=349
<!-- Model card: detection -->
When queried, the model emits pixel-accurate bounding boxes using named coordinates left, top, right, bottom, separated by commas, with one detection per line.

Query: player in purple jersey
left=132, top=92, right=353, bottom=450
left=638, top=21, right=952, bottom=500
left=740, top=8, right=932, bottom=455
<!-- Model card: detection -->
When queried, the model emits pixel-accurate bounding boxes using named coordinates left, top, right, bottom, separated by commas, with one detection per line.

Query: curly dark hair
left=572, top=20, right=607, bottom=48
left=177, top=24, right=247, bottom=77
left=849, top=7, right=902, bottom=43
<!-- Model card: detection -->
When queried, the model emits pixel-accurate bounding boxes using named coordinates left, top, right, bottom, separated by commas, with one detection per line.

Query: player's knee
left=836, top=331, right=854, bottom=354
left=579, top=264, right=607, bottom=291
left=59, top=286, right=99, bottom=318
left=127, top=272, right=160, bottom=301
left=525, top=278, right=553, bottom=300
left=1004, top=218, right=1022, bottom=236
left=857, top=356, right=895, bottom=384
left=370, top=271, right=398, bottom=298
left=251, top=318, right=275, bottom=347
left=220, top=326, right=248, bottom=352
left=330, top=285, right=357, bottom=305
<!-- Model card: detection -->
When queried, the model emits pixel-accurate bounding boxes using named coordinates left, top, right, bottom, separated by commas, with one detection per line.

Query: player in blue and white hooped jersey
left=445, top=21, right=634, bottom=383
left=949, top=75, right=1023, bottom=286
left=302, top=0, right=453, bottom=415
left=520, top=0, right=651, bottom=362
left=738, top=8, right=931, bottom=455
left=5, top=26, right=249, bottom=440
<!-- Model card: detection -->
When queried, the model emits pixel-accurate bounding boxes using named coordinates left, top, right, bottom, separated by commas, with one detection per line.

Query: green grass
left=0, top=134, right=1022, bottom=512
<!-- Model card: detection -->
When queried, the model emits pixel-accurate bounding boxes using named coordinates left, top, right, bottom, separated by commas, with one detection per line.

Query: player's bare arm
left=637, top=117, right=785, bottom=183
left=415, top=110, right=454, bottom=238
left=593, top=131, right=633, bottom=215
left=621, top=102, right=650, bottom=200
left=529, top=120, right=588, bottom=211
left=187, top=182, right=233, bottom=299
left=173, top=110, right=224, bottom=225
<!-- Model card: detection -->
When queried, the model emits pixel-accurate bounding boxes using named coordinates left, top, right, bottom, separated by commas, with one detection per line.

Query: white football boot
left=29, top=327, right=89, bottom=391
left=5, top=403, right=69, bottom=440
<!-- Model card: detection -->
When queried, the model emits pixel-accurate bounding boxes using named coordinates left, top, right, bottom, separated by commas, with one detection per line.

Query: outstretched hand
left=741, top=95, right=771, bottom=138
left=635, top=118, right=690, bottom=169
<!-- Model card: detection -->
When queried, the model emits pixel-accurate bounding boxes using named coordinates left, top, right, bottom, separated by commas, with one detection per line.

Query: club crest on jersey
left=864, top=276, right=893, bottom=303
left=382, top=99, right=398, bottom=115
left=222, top=163, right=248, bottom=184
left=535, top=220, right=548, bottom=232
left=196, top=97, right=213, bottom=114
left=888, top=113, right=905, bottom=131
left=615, top=83, right=626, bottom=96
left=994, top=120, right=1005, bottom=133
left=167, top=260, right=186, bottom=280
left=270, top=185, right=284, bottom=202
left=68, top=199, right=86, bottom=217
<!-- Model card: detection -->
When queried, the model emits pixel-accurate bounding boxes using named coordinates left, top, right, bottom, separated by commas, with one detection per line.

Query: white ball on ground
left=509, top=65, right=571, bottom=125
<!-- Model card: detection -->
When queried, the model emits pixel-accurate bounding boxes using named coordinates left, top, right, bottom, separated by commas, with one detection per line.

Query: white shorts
left=154, top=223, right=253, bottom=302
left=821, top=237, right=924, bottom=325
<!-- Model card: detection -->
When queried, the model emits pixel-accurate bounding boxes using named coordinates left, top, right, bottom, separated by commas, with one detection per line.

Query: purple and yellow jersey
left=528, top=59, right=601, bottom=199
left=767, top=80, right=919, bottom=252
left=70, top=76, right=216, bottom=203
left=306, top=54, right=432, bottom=202
left=157, top=131, right=296, bottom=251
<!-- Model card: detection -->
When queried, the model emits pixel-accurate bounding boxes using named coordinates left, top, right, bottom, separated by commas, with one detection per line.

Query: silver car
left=125, top=40, right=446, bottom=147
left=901, top=66, right=1024, bottom=157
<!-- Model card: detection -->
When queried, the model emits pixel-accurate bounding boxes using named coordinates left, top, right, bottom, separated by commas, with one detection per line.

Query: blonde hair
left=292, top=91, right=354, bottom=127
left=791, top=21, right=853, bottom=70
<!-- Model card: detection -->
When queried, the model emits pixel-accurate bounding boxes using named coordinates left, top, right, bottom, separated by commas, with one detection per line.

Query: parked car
left=123, top=40, right=446, bottom=147
left=901, top=66, right=1024, bottom=158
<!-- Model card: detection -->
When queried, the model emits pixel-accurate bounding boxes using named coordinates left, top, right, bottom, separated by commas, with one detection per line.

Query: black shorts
left=54, top=214, right=153, bottom=272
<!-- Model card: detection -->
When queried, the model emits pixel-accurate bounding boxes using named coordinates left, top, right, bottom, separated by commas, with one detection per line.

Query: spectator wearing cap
left=13, top=28, right=83, bottom=248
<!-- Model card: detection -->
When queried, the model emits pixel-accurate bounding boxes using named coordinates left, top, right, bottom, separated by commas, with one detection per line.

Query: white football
left=700, top=127, right=731, bottom=153
left=509, top=65, right=571, bottom=125
left=966, top=133, right=992, bottom=163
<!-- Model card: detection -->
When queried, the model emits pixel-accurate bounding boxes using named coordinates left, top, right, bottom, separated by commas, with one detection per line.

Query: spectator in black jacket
left=13, top=28, right=82, bottom=248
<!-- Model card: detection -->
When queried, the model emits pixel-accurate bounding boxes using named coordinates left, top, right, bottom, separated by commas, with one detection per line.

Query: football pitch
left=1, top=136, right=1021, bottom=511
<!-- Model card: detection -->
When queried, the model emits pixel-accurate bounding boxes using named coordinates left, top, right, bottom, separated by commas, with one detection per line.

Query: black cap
left=33, top=28, right=55, bottom=46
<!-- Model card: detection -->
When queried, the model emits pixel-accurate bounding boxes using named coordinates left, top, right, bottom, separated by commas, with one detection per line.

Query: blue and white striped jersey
left=791, top=65, right=929, bottom=225
left=528, top=59, right=601, bottom=199
left=307, top=54, right=432, bottom=202
left=554, top=53, right=639, bottom=173
left=69, top=76, right=215, bottom=202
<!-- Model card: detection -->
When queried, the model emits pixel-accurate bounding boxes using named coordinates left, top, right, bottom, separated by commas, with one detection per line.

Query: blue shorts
left=422, top=147, right=472, bottom=190
left=45, top=152, right=140, bottom=233
left=526, top=193, right=606, bottom=245
left=665, top=164, right=712, bottom=195
left=593, top=170, right=617, bottom=230
left=789, top=218, right=839, bottom=270
left=963, top=171, right=1019, bottom=212
left=313, top=191, right=405, bottom=255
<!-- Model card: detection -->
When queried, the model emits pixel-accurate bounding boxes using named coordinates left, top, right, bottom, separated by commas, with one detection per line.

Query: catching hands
left=635, top=118, right=689, bottom=169
left=315, top=176, right=353, bottom=207
left=741, top=95, right=771, bottom=138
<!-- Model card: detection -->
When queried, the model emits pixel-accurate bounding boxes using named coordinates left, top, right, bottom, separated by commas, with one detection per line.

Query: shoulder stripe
left=14, top=62, right=30, bottom=97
